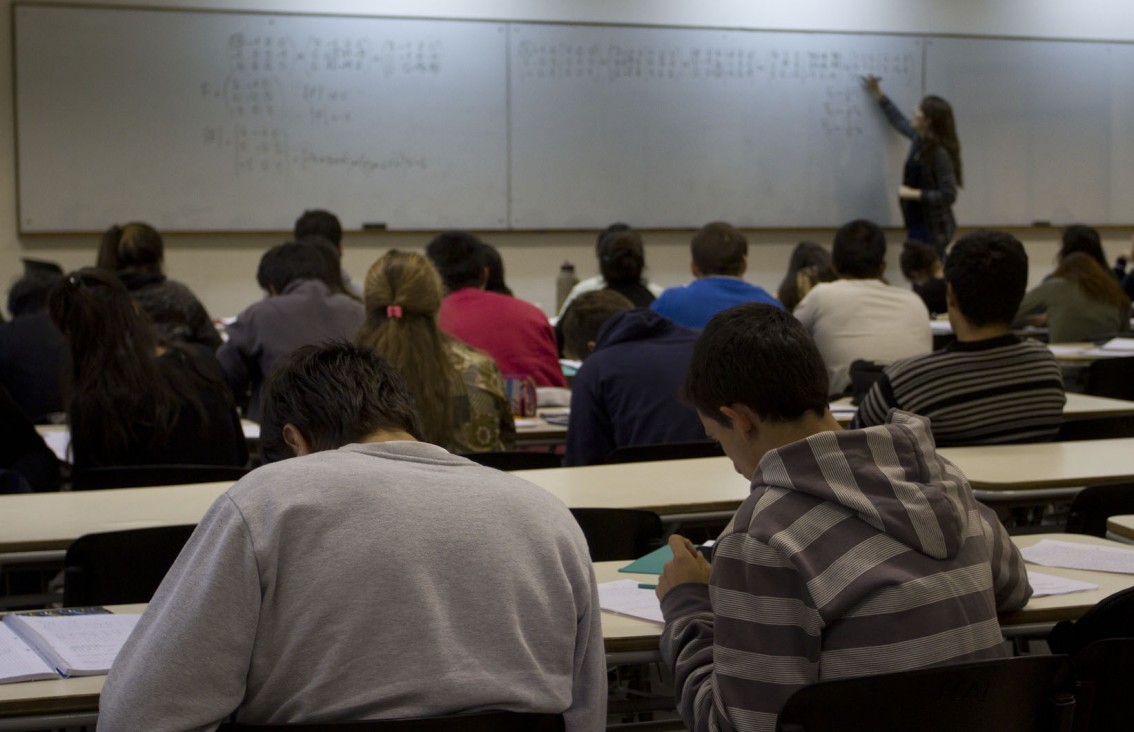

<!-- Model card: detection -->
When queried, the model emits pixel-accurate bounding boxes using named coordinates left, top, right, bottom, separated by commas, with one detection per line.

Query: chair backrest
left=776, top=655, right=1076, bottom=732
left=1056, top=416, right=1134, bottom=441
left=604, top=441, right=723, bottom=464
left=847, top=358, right=886, bottom=404
left=569, top=508, right=664, bottom=561
left=63, top=525, right=197, bottom=606
left=71, top=464, right=249, bottom=490
left=1068, top=638, right=1134, bottom=732
left=216, top=711, right=565, bottom=731
left=1048, top=585, right=1134, bottom=655
left=460, top=451, right=563, bottom=471
left=1084, top=357, right=1134, bottom=401
left=1063, top=483, right=1134, bottom=537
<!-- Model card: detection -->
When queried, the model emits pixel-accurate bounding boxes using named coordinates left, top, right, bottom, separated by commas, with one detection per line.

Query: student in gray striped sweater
left=853, top=230, right=1066, bottom=445
left=656, top=304, right=1032, bottom=732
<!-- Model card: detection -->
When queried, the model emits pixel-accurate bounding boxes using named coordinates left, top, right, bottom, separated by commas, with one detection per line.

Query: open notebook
left=0, top=608, right=140, bottom=684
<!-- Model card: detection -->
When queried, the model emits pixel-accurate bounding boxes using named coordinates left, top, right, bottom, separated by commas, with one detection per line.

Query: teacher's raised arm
left=862, top=75, right=963, bottom=256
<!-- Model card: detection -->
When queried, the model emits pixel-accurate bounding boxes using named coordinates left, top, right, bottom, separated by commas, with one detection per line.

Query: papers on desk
left=1096, top=337, right=1134, bottom=352
left=1022, top=539, right=1134, bottom=575
left=1049, top=341, right=1134, bottom=359
left=0, top=609, right=140, bottom=683
left=1026, top=571, right=1099, bottom=598
left=599, top=580, right=664, bottom=624
left=40, top=430, right=70, bottom=463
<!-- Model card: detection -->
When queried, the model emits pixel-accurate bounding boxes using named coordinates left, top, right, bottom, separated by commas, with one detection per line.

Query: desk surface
left=1106, top=515, right=1134, bottom=541
left=3, top=533, right=1131, bottom=721
left=937, top=438, right=1134, bottom=492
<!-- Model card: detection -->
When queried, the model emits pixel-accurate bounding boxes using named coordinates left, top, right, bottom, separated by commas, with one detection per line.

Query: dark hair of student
left=1059, top=224, right=1109, bottom=272
left=1053, top=252, right=1132, bottom=311
left=355, top=251, right=457, bottom=447
left=8, top=271, right=63, bottom=316
left=96, top=222, right=164, bottom=274
left=46, top=267, right=218, bottom=462
left=596, top=222, right=632, bottom=258
left=559, top=290, right=634, bottom=361
left=691, top=222, right=747, bottom=276
left=944, top=230, right=1029, bottom=327
left=899, top=240, right=941, bottom=281
left=599, top=230, right=646, bottom=287
left=295, top=235, right=357, bottom=300
left=294, top=209, right=343, bottom=249
left=832, top=219, right=887, bottom=278
left=777, top=241, right=836, bottom=312
left=919, top=95, right=963, bottom=187
left=258, top=340, right=423, bottom=463
left=482, top=243, right=513, bottom=296
left=424, top=230, right=488, bottom=292
left=684, top=303, right=829, bottom=426
left=256, top=241, right=337, bottom=294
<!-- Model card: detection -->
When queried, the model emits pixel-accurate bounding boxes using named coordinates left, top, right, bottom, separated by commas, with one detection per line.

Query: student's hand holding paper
left=656, top=534, right=711, bottom=601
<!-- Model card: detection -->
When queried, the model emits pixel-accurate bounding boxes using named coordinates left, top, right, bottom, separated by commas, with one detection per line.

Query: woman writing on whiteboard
left=863, top=75, right=962, bottom=255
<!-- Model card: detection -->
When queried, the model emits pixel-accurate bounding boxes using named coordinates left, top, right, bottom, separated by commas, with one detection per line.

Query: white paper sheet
left=40, top=431, right=70, bottom=463
left=1021, top=539, right=1134, bottom=575
left=598, top=580, right=664, bottom=624
left=1026, top=570, right=1099, bottom=598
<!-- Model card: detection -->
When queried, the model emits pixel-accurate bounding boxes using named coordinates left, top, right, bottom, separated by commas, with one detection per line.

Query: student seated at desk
left=1014, top=251, right=1131, bottom=343
left=99, top=342, right=604, bottom=731
left=47, top=268, right=245, bottom=471
left=854, top=230, right=1066, bottom=445
left=560, top=291, right=704, bottom=466
left=0, top=270, right=68, bottom=423
left=655, top=304, right=1031, bottom=732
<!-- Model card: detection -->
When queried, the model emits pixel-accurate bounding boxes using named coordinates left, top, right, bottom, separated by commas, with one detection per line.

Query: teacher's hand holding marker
left=863, top=73, right=963, bottom=257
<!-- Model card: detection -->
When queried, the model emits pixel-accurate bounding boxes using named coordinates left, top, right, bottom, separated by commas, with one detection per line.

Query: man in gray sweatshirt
left=99, top=342, right=605, bottom=731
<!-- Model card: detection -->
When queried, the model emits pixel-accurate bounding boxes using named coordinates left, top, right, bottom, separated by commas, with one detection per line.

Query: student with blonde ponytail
left=355, top=251, right=515, bottom=453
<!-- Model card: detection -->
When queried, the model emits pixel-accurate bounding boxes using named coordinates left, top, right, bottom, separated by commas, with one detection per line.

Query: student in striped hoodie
left=656, top=303, right=1032, bottom=732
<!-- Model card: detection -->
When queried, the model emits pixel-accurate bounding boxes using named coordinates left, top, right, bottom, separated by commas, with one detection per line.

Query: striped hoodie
left=659, top=410, right=1032, bottom=732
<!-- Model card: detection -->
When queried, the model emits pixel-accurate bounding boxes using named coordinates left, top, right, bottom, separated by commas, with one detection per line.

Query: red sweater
left=438, top=288, right=566, bottom=387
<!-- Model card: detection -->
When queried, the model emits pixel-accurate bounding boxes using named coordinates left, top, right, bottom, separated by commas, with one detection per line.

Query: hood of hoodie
left=752, top=410, right=970, bottom=561
left=594, top=308, right=692, bottom=350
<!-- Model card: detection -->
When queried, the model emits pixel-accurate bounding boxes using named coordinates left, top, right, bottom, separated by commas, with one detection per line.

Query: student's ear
left=282, top=423, right=312, bottom=457
left=690, top=260, right=702, bottom=279
left=719, top=404, right=757, bottom=438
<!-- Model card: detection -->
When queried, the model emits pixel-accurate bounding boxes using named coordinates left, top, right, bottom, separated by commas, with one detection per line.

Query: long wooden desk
left=3, top=533, right=1131, bottom=730
left=1106, top=515, right=1134, bottom=542
left=827, top=391, right=1134, bottom=425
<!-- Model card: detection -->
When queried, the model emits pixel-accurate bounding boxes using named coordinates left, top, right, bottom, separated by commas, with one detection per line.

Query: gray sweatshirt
left=98, top=441, right=605, bottom=731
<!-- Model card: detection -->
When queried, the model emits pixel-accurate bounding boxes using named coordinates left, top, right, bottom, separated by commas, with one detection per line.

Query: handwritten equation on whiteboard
left=197, top=33, right=440, bottom=176
left=515, top=41, right=916, bottom=138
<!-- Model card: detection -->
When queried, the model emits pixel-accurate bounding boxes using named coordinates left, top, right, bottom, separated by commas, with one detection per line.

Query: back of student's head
left=1053, top=252, right=1131, bottom=311
left=8, top=271, right=63, bottom=316
left=482, top=243, right=512, bottom=296
left=1059, top=224, right=1108, bottom=271
left=599, top=230, right=646, bottom=288
left=832, top=219, right=887, bottom=278
left=259, top=340, right=423, bottom=463
left=294, top=209, right=343, bottom=249
left=256, top=241, right=334, bottom=294
left=425, top=230, right=487, bottom=292
left=559, top=290, right=634, bottom=360
left=944, top=230, right=1029, bottom=327
left=899, top=240, right=941, bottom=281
left=777, top=241, right=836, bottom=311
left=691, top=222, right=747, bottom=276
left=296, top=235, right=353, bottom=297
left=96, top=222, right=164, bottom=274
left=685, top=303, right=829, bottom=426
left=596, top=222, right=632, bottom=258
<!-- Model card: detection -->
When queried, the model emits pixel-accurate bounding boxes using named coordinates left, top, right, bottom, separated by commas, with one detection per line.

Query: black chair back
left=217, top=711, right=565, bottom=731
left=1063, top=483, right=1134, bottom=537
left=1083, top=357, right=1134, bottom=401
left=604, top=441, right=722, bottom=464
left=1049, top=585, right=1134, bottom=655
left=569, top=508, right=664, bottom=561
left=460, top=451, right=563, bottom=471
left=63, top=525, right=196, bottom=606
left=1057, top=416, right=1134, bottom=441
left=777, top=655, right=1076, bottom=732
left=71, top=464, right=249, bottom=490
left=1068, top=638, right=1134, bottom=732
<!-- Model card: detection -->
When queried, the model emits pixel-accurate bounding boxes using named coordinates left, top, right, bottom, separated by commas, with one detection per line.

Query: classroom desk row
left=6, top=438, right=1134, bottom=556
left=1, top=533, right=1131, bottom=730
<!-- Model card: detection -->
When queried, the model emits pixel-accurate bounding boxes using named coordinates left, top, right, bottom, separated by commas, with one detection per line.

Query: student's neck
left=359, top=428, right=419, bottom=444
left=765, top=410, right=843, bottom=447
left=949, top=314, right=1011, bottom=342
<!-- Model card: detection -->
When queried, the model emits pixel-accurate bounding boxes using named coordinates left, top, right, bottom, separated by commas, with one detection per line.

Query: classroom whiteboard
left=926, top=37, right=1134, bottom=226
left=509, top=25, right=922, bottom=228
left=14, top=5, right=509, bottom=231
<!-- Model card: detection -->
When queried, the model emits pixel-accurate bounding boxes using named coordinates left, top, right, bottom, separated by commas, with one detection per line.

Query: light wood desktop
left=3, top=534, right=1132, bottom=728
left=827, top=392, right=1134, bottom=427
left=1106, top=515, right=1134, bottom=542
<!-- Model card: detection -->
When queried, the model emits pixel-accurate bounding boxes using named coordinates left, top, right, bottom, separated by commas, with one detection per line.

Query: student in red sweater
left=426, top=231, right=566, bottom=388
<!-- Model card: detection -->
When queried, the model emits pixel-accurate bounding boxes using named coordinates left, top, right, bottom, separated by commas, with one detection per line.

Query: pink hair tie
left=386, top=305, right=404, bottom=319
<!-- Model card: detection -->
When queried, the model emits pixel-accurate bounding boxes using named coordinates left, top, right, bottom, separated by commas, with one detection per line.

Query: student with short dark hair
left=0, top=271, right=68, bottom=422
left=218, top=241, right=364, bottom=421
left=855, top=230, right=1066, bottom=445
left=650, top=221, right=781, bottom=328
left=427, top=231, right=566, bottom=387
left=100, top=341, right=605, bottom=731
left=97, top=222, right=221, bottom=351
left=560, top=291, right=704, bottom=465
left=656, top=303, right=1031, bottom=732
left=795, top=219, right=932, bottom=394
left=899, top=240, right=947, bottom=315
